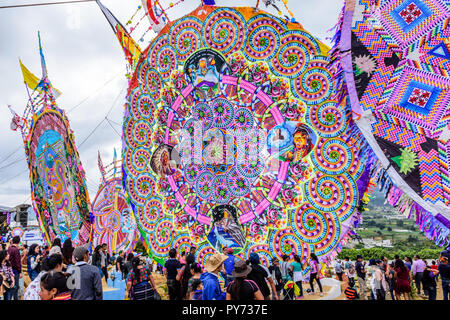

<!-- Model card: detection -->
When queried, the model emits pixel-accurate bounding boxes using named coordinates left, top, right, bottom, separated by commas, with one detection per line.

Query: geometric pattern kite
left=335, top=0, right=450, bottom=246
left=92, top=152, right=137, bottom=255
left=116, top=4, right=373, bottom=268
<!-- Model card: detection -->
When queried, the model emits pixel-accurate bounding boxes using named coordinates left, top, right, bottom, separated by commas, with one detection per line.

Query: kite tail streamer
left=328, top=3, right=347, bottom=104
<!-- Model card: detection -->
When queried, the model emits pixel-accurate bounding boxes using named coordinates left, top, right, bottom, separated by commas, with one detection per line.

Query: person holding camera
left=27, top=244, right=42, bottom=281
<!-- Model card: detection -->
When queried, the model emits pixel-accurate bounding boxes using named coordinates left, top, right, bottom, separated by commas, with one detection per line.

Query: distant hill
left=367, top=190, right=391, bottom=210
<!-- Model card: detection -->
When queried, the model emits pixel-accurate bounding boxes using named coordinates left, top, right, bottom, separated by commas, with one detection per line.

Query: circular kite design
left=27, top=109, right=92, bottom=246
left=122, top=5, right=371, bottom=266
left=92, top=177, right=137, bottom=255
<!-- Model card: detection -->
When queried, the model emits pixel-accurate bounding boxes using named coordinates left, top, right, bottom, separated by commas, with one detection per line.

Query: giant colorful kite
left=11, top=34, right=92, bottom=246
left=333, top=0, right=450, bottom=246
left=92, top=151, right=138, bottom=255
left=97, top=1, right=376, bottom=269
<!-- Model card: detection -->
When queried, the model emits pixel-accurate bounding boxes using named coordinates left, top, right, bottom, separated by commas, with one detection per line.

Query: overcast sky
left=0, top=0, right=343, bottom=208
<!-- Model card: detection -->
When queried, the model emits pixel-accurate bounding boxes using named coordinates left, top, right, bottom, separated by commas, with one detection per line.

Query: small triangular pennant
left=429, top=42, right=450, bottom=60
left=391, top=155, right=403, bottom=168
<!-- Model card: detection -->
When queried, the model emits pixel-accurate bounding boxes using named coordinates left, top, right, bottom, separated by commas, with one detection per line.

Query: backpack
left=129, top=268, right=160, bottom=300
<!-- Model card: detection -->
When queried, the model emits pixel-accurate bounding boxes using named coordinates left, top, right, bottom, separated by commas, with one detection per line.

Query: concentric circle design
left=124, top=119, right=153, bottom=149
left=230, top=107, right=254, bottom=136
left=226, top=168, right=250, bottom=197
left=236, top=156, right=264, bottom=178
left=138, top=198, right=163, bottom=232
left=184, top=163, right=205, bottom=183
left=143, top=68, right=163, bottom=103
left=154, top=45, right=178, bottom=80
left=121, top=6, right=368, bottom=266
left=269, top=31, right=319, bottom=79
left=312, top=138, right=353, bottom=175
left=150, top=218, right=174, bottom=258
left=196, top=171, right=214, bottom=199
left=172, top=232, right=194, bottom=256
left=212, top=175, right=231, bottom=203
left=124, top=147, right=151, bottom=177
left=291, top=57, right=333, bottom=104
left=305, top=173, right=357, bottom=221
left=169, top=16, right=203, bottom=62
left=196, top=242, right=216, bottom=267
left=127, top=173, right=155, bottom=205
left=244, top=14, right=285, bottom=61
left=269, top=227, right=307, bottom=261
left=212, top=98, right=234, bottom=128
left=307, top=101, right=347, bottom=138
left=244, top=242, right=272, bottom=267
left=193, top=102, right=214, bottom=130
left=202, top=8, right=247, bottom=56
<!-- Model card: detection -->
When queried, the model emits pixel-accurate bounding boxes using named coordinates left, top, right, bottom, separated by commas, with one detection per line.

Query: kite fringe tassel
left=328, top=2, right=347, bottom=104
left=374, top=166, right=450, bottom=247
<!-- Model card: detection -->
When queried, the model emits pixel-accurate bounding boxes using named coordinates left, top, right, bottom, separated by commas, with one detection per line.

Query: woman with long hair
left=51, top=238, right=62, bottom=249
left=176, top=253, right=195, bottom=299
left=24, top=254, right=63, bottom=300
left=91, top=245, right=102, bottom=275
left=394, top=259, right=411, bottom=300
left=308, top=253, right=323, bottom=296
left=27, top=244, right=42, bottom=281
left=290, top=255, right=304, bottom=299
left=126, top=257, right=158, bottom=300
left=226, top=260, right=264, bottom=301
left=61, top=239, right=74, bottom=266
left=39, top=271, right=71, bottom=300
left=0, top=250, right=15, bottom=300
left=123, top=252, right=134, bottom=279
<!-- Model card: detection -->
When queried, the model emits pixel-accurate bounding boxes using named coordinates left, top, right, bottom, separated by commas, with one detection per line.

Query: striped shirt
left=344, top=287, right=358, bottom=300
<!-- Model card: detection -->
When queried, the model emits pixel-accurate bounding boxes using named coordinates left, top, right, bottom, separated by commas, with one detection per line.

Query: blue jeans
left=442, top=279, right=450, bottom=301
left=9, top=271, right=20, bottom=300
left=389, top=287, right=395, bottom=300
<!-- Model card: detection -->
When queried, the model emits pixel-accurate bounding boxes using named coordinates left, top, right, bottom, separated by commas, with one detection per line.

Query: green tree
left=396, top=220, right=404, bottom=227
left=134, top=240, right=146, bottom=254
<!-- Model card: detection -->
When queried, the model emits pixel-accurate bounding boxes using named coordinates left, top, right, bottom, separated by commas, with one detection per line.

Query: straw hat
left=204, top=253, right=228, bottom=273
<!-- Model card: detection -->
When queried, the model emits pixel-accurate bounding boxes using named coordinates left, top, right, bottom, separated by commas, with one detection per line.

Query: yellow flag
left=19, top=59, right=40, bottom=91
left=19, top=59, right=62, bottom=98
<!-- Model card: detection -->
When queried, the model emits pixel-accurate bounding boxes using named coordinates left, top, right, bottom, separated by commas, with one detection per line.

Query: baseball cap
left=49, top=246, right=62, bottom=256
left=73, top=244, right=89, bottom=262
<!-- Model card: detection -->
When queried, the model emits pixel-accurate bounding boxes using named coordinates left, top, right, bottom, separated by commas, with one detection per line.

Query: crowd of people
left=1, top=235, right=449, bottom=301
left=339, top=252, right=450, bottom=300
left=161, top=246, right=327, bottom=301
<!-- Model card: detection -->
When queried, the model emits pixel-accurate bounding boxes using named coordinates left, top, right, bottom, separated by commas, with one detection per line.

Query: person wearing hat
left=226, top=260, right=264, bottom=300
left=355, top=255, right=367, bottom=300
left=223, top=247, right=236, bottom=287
left=67, top=244, right=103, bottom=300
left=247, top=252, right=279, bottom=300
left=200, top=253, right=227, bottom=300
